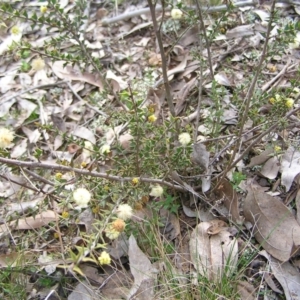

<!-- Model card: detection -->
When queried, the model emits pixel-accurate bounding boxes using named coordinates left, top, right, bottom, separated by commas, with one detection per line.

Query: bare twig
left=194, top=0, right=214, bottom=79
left=194, top=25, right=204, bottom=143
left=0, top=157, right=185, bottom=191
left=261, top=61, right=292, bottom=92
left=23, top=169, right=55, bottom=186
left=147, top=0, right=176, bottom=117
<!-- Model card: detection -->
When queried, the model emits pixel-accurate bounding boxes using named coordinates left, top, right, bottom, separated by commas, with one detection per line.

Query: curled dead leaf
left=207, top=219, right=228, bottom=235
left=189, top=222, right=238, bottom=281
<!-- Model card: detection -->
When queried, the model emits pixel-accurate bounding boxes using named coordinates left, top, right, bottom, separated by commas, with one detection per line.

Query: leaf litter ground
left=1, top=0, right=300, bottom=299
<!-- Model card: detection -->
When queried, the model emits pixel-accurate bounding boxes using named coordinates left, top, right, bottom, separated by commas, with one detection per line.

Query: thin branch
left=194, top=24, right=204, bottom=143
left=147, top=0, right=176, bottom=117
left=194, top=0, right=214, bottom=79
left=0, top=157, right=185, bottom=191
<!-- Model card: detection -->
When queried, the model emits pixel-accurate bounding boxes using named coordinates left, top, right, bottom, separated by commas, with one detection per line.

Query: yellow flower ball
left=132, top=177, right=139, bottom=185
left=285, top=98, right=294, bottom=109
left=81, top=162, right=87, bottom=168
left=55, top=172, right=63, bottom=180
left=40, top=6, right=48, bottom=13
left=269, top=97, right=275, bottom=104
left=62, top=211, right=69, bottom=219
left=274, top=146, right=281, bottom=153
left=98, top=251, right=111, bottom=265
left=148, top=115, right=157, bottom=123
left=54, top=232, right=60, bottom=239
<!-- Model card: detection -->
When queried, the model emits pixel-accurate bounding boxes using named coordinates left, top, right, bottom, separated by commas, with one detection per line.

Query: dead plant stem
left=194, top=0, right=214, bottom=79
left=0, top=157, right=184, bottom=191
left=147, top=0, right=176, bottom=117
left=194, top=24, right=204, bottom=143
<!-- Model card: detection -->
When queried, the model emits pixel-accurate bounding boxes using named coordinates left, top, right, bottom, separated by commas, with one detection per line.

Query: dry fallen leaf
left=244, top=185, right=300, bottom=262
left=72, top=127, right=96, bottom=144
left=189, top=222, right=238, bottom=281
left=281, top=146, right=300, bottom=191
left=15, top=210, right=58, bottom=230
left=207, top=219, right=228, bottom=235
left=0, top=210, right=58, bottom=238
left=247, top=148, right=273, bottom=168
left=191, top=143, right=211, bottom=192
left=237, top=280, right=256, bottom=300
left=260, top=156, right=280, bottom=179
left=50, top=60, right=104, bottom=90
left=127, top=235, right=157, bottom=300
left=260, top=250, right=300, bottom=300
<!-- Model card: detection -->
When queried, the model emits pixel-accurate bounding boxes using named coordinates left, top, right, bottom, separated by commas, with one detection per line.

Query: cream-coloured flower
left=286, top=98, right=294, bottom=108
left=11, top=25, right=21, bottom=36
left=290, top=32, right=300, bottom=49
left=100, top=144, right=110, bottom=154
left=275, top=94, right=281, bottom=102
left=105, top=228, right=120, bottom=240
left=98, top=251, right=111, bottom=265
left=31, top=58, right=45, bottom=71
left=274, top=146, right=281, bottom=152
left=171, top=8, right=183, bottom=19
left=0, top=128, right=14, bottom=148
left=178, top=132, right=191, bottom=146
left=150, top=185, right=164, bottom=197
left=73, top=188, right=91, bottom=208
left=116, top=204, right=133, bottom=220
left=82, top=141, right=94, bottom=157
